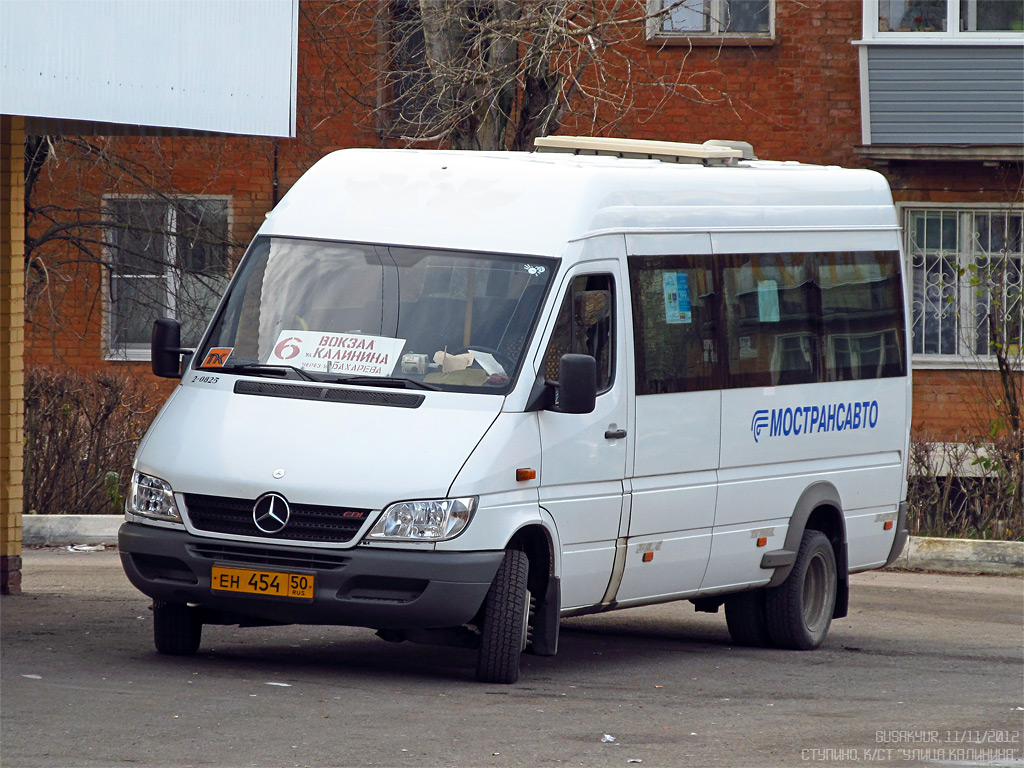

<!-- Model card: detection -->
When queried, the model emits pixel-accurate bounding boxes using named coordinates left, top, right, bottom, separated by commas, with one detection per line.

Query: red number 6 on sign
left=274, top=336, right=301, bottom=360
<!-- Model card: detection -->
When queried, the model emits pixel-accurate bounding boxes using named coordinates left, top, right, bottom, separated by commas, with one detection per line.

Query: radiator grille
left=184, top=493, right=371, bottom=544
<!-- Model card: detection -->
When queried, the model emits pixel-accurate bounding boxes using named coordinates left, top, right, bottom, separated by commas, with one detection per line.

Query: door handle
left=604, top=428, right=627, bottom=440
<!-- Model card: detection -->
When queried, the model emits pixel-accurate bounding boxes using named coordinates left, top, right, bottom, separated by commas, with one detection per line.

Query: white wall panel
left=1, top=0, right=297, bottom=137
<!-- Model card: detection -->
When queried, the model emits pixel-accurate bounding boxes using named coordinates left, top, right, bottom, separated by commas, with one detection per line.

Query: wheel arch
left=507, top=523, right=554, bottom=594
left=768, top=482, right=849, bottom=619
left=506, top=522, right=560, bottom=656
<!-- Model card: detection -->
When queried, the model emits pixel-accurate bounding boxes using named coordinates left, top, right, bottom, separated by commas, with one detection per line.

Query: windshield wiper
left=212, top=363, right=321, bottom=382
left=203, top=364, right=438, bottom=390
left=327, top=375, right=440, bottom=392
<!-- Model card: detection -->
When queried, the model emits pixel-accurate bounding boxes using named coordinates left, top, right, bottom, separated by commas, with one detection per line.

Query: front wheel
left=765, top=530, right=837, bottom=650
left=476, top=549, right=530, bottom=684
left=153, top=600, right=202, bottom=656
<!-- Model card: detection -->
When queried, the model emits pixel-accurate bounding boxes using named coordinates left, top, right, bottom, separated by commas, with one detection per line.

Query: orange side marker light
left=516, top=468, right=536, bottom=482
left=756, top=537, right=767, bottom=547
left=884, top=520, right=894, bottom=530
left=642, top=552, right=654, bottom=563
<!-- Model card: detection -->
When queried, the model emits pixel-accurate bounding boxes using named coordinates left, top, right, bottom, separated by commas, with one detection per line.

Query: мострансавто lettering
left=751, top=401, right=879, bottom=443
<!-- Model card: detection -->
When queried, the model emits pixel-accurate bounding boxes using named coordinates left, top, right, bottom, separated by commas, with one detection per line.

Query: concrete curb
left=889, top=536, right=1023, bottom=576
left=23, top=515, right=123, bottom=547
left=20, top=516, right=1024, bottom=575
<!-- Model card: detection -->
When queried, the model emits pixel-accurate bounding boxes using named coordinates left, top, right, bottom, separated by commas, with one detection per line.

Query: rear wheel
left=153, top=600, right=202, bottom=656
left=765, top=530, right=837, bottom=650
left=476, top=550, right=530, bottom=684
left=724, top=590, right=773, bottom=647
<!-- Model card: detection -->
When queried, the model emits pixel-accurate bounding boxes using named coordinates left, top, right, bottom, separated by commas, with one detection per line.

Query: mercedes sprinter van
left=120, top=137, right=911, bottom=683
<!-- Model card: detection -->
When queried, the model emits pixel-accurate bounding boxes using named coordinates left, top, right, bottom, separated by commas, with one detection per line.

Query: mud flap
left=526, top=576, right=560, bottom=656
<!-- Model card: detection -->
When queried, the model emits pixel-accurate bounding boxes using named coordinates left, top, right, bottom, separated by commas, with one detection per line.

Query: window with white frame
left=906, top=206, right=1023, bottom=362
left=876, top=0, right=1023, bottom=34
left=106, top=197, right=230, bottom=359
left=647, top=0, right=772, bottom=38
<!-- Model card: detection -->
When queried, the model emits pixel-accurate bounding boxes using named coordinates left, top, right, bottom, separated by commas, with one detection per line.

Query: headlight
left=127, top=471, right=182, bottom=522
left=367, top=497, right=477, bottom=541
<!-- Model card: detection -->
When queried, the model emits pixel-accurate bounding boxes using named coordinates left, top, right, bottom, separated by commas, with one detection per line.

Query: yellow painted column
left=1, top=114, right=25, bottom=595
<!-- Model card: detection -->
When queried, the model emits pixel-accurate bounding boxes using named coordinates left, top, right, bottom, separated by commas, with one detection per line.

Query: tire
left=476, top=549, right=530, bottom=684
left=724, top=590, right=773, bottom=647
left=153, top=600, right=202, bottom=656
left=765, top=530, right=838, bottom=650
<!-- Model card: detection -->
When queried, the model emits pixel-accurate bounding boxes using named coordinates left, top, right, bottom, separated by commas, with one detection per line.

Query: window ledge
left=645, top=34, right=774, bottom=47
left=105, top=349, right=152, bottom=363
left=853, top=37, right=1024, bottom=46
left=856, top=145, right=1024, bottom=163
left=911, top=355, right=1017, bottom=371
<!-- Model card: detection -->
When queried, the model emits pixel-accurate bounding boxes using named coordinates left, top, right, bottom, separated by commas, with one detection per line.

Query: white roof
left=262, top=149, right=899, bottom=257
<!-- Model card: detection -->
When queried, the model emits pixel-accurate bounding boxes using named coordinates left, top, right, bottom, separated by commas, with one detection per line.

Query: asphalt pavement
left=1, top=550, right=1022, bottom=768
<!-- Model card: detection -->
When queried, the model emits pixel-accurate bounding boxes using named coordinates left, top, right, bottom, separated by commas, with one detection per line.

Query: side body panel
left=710, top=229, right=908, bottom=584
left=615, top=226, right=910, bottom=601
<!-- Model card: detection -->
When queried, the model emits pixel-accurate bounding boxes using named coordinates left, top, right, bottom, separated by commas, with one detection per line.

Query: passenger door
left=615, top=252, right=719, bottom=602
left=537, top=264, right=630, bottom=609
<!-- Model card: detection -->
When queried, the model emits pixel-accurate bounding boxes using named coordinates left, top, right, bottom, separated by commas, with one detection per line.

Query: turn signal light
left=884, top=520, right=894, bottom=530
left=756, top=537, right=767, bottom=547
left=516, top=468, right=536, bottom=482
left=642, top=551, right=654, bottom=563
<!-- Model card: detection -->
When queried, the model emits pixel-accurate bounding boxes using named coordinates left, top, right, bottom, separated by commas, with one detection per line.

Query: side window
left=543, top=274, right=615, bottom=393
left=722, top=253, right=818, bottom=387
left=630, top=250, right=907, bottom=392
left=646, top=0, right=773, bottom=41
left=628, top=255, right=718, bottom=394
left=821, top=251, right=907, bottom=381
left=721, top=251, right=908, bottom=387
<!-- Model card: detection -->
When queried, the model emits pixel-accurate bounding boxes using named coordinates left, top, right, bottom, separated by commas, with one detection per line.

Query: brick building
left=2, top=0, right=298, bottom=593
left=20, top=1, right=1024, bottom=443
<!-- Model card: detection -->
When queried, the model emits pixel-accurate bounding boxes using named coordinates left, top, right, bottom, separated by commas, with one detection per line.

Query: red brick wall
left=912, top=368, right=1019, bottom=441
left=608, top=0, right=865, bottom=167
left=888, top=161, right=1023, bottom=204
left=23, top=0, right=1022, bottom=442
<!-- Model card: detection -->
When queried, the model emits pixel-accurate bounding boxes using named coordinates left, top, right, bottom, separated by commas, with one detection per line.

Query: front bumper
left=118, top=523, right=503, bottom=629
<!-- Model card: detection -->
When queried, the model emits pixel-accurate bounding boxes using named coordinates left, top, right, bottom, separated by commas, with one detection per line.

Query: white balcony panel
left=1, top=0, right=297, bottom=137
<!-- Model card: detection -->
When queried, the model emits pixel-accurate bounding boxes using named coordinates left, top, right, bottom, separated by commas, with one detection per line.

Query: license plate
left=210, top=566, right=315, bottom=600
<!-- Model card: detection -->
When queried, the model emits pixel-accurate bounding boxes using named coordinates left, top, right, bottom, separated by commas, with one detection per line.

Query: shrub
left=23, top=368, right=1022, bottom=541
left=24, top=368, right=161, bottom=515
left=907, top=431, right=1023, bottom=540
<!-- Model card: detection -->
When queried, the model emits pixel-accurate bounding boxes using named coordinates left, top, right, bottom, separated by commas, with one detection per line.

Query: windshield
left=196, top=237, right=556, bottom=394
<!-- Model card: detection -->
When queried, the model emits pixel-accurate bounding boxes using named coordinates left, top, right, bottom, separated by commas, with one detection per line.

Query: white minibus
left=120, top=137, right=911, bottom=683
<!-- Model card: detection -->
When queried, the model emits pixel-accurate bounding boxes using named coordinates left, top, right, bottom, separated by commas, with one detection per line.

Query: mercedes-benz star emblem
left=252, top=493, right=291, bottom=534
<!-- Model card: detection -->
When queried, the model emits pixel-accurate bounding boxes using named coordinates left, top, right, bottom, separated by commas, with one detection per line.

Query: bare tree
left=25, top=0, right=766, bottom=353
left=24, top=135, right=247, bottom=355
left=303, top=0, right=745, bottom=151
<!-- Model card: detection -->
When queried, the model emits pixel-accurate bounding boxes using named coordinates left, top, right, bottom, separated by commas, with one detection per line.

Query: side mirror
left=151, top=318, right=190, bottom=378
left=557, top=354, right=597, bottom=414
